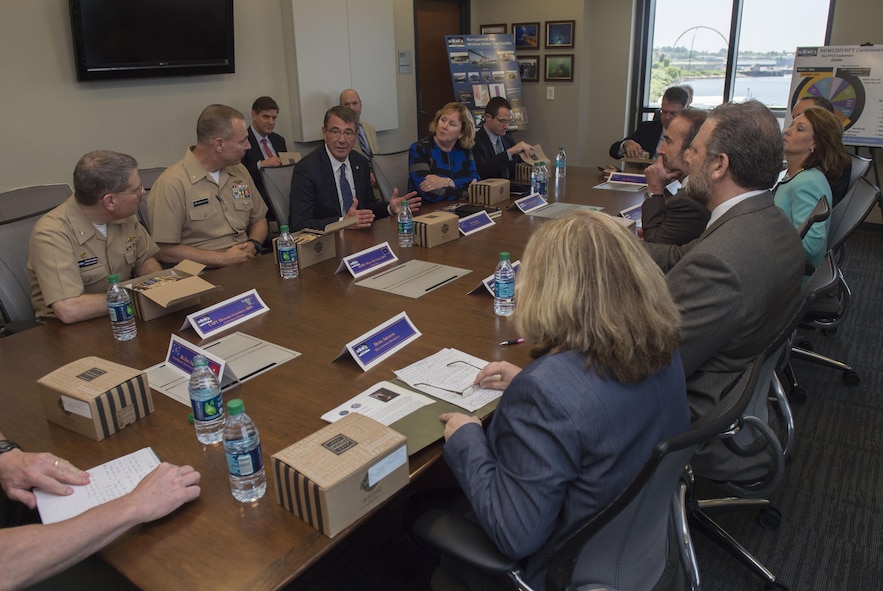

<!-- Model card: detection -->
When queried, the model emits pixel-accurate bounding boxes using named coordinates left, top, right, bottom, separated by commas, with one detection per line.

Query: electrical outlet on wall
left=546, top=87, right=555, bottom=100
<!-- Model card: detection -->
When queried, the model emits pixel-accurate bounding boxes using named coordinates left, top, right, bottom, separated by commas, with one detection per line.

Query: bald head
left=339, top=89, right=362, bottom=119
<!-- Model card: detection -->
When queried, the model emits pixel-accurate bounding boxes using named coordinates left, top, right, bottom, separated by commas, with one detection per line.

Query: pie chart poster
left=789, top=45, right=883, bottom=147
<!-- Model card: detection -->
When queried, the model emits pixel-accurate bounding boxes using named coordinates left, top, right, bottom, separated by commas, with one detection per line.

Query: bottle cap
left=192, top=354, right=208, bottom=368
left=280, top=225, right=289, bottom=233
left=226, top=398, right=245, bottom=415
left=402, top=200, right=408, bottom=206
left=107, top=274, right=120, bottom=283
left=499, top=251, right=510, bottom=260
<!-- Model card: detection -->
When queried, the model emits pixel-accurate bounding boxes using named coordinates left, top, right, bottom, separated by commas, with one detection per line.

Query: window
left=640, top=0, right=832, bottom=115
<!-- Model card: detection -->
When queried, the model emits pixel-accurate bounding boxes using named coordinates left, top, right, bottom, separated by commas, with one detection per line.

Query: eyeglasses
left=118, top=184, right=144, bottom=198
left=413, top=360, right=485, bottom=398
left=326, top=128, right=357, bottom=139
left=493, top=116, right=512, bottom=125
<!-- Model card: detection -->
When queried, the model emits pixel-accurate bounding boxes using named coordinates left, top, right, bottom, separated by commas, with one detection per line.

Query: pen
left=499, top=338, right=524, bottom=346
left=425, top=275, right=458, bottom=292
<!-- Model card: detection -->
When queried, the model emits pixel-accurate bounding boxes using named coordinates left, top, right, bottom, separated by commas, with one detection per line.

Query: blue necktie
left=339, top=163, right=354, bottom=214
left=358, top=125, right=371, bottom=159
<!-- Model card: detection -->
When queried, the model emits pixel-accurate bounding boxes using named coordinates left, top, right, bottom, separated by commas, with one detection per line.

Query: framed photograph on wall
left=517, top=55, right=539, bottom=82
left=545, top=54, right=574, bottom=82
left=545, top=21, right=575, bottom=49
left=480, top=23, right=507, bottom=35
left=513, top=22, right=540, bottom=50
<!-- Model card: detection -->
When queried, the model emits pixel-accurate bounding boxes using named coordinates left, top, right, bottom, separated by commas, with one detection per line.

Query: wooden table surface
left=0, top=168, right=642, bottom=590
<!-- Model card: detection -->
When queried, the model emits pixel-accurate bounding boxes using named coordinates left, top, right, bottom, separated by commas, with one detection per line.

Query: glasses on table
left=413, top=360, right=485, bottom=398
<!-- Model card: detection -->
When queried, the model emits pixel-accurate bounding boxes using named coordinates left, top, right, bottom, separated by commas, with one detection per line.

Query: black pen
left=499, top=338, right=524, bottom=346
left=425, top=276, right=457, bottom=292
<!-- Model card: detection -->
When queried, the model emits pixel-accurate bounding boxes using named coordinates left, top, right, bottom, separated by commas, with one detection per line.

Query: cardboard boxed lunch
left=37, top=357, right=154, bottom=441
left=272, top=413, right=409, bottom=538
left=126, top=260, right=221, bottom=321
left=413, top=211, right=459, bottom=248
left=469, top=178, right=510, bottom=205
left=273, top=217, right=356, bottom=269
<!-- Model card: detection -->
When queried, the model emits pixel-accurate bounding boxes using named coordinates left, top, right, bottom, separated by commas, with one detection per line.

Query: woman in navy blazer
left=438, top=211, right=690, bottom=590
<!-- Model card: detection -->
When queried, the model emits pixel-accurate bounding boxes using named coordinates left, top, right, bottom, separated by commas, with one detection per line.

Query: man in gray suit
left=645, top=100, right=805, bottom=479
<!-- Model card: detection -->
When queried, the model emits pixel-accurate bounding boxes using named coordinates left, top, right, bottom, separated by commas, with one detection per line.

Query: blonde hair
left=428, top=102, right=476, bottom=149
left=514, top=211, right=681, bottom=383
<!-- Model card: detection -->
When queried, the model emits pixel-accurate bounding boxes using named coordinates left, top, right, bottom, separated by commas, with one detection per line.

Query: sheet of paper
left=593, top=181, right=647, bottom=192
left=394, top=348, right=503, bottom=412
left=356, top=260, right=471, bottom=298
left=321, top=381, right=435, bottom=425
left=35, top=447, right=160, bottom=525
left=525, top=202, right=604, bottom=219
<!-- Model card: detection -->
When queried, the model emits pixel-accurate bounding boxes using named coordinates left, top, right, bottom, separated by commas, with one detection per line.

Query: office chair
left=136, top=167, right=166, bottom=232
left=372, top=151, right=410, bottom=202
left=787, top=177, right=880, bottom=395
left=261, top=165, right=296, bottom=226
left=847, top=153, right=871, bottom=192
left=0, top=184, right=70, bottom=223
left=686, top=251, right=839, bottom=591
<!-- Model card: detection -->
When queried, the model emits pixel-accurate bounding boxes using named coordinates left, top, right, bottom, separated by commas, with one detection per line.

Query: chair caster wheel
left=764, top=581, right=788, bottom=591
left=757, top=507, right=781, bottom=530
left=843, top=371, right=861, bottom=387
left=789, top=388, right=807, bottom=404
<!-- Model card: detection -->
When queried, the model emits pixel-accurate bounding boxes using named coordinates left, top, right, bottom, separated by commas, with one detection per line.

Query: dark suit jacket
left=288, top=147, right=385, bottom=231
left=243, top=128, right=287, bottom=210
left=645, top=192, right=804, bottom=479
left=609, top=119, right=663, bottom=159
left=473, top=127, right=518, bottom=179
left=641, top=189, right=710, bottom=245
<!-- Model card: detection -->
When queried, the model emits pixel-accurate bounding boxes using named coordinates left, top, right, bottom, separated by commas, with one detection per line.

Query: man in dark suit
left=609, top=86, right=689, bottom=160
left=242, top=96, right=288, bottom=218
left=645, top=100, right=805, bottom=480
left=641, top=108, right=710, bottom=245
left=288, top=106, right=419, bottom=231
left=472, top=97, right=534, bottom=179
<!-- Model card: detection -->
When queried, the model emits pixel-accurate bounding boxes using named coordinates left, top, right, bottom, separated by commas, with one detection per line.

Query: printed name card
left=458, top=210, right=495, bottom=236
left=165, top=334, right=227, bottom=380
left=514, top=193, right=548, bottom=213
left=336, top=312, right=422, bottom=371
left=183, top=289, right=268, bottom=339
left=472, top=260, right=522, bottom=295
left=338, top=241, right=398, bottom=278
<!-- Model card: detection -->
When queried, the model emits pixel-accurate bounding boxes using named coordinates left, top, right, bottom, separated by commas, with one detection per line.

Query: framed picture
left=517, top=55, right=539, bottom=82
left=545, top=20, right=575, bottom=49
left=513, top=22, right=540, bottom=50
left=545, top=55, right=574, bottom=82
left=480, top=23, right=507, bottom=35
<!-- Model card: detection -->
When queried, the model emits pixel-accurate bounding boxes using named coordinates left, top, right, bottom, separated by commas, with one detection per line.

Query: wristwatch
left=248, top=238, right=263, bottom=253
left=0, top=440, right=21, bottom=454
left=645, top=191, right=664, bottom=200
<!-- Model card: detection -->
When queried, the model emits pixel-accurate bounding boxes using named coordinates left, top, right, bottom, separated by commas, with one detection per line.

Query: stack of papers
left=394, top=348, right=502, bottom=412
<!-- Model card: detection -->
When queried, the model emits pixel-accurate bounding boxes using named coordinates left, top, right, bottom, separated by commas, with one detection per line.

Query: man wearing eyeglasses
left=288, top=106, right=419, bottom=231
left=609, top=86, right=689, bottom=160
left=472, top=97, right=534, bottom=180
left=28, top=151, right=161, bottom=324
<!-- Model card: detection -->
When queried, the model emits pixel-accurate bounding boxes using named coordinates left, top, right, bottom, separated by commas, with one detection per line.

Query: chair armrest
left=412, top=508, right=518, bottom=575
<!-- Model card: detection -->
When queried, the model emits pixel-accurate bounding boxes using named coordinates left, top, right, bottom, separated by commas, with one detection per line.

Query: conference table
left=0, top=168, right=643, bottom=590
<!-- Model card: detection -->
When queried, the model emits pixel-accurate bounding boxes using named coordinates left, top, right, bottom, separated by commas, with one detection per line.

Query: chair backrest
left=0, top=215, right=44, bottom=324
left=0, top=184, right=71, bottom=223
left=829, top=176, right=879, bottom=253
left=262, top=165, right=295, bottom=225
left=547, top=361, right=764, bottom=591
left=796, top=196, right=830, bottom=240
left=372, top=150, right=410, bottom=202
left=138, top=167, right=166, bottom=191
left=848, top=153, right=871, bottom=190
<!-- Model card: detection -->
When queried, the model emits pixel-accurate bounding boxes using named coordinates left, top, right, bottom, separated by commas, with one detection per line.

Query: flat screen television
left=69, top=0, right=235, bottom=82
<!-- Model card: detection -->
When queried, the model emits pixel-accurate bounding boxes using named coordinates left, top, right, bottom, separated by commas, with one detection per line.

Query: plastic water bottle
left=277, top=224, right=299, bottom=279
left=188, top=355, right=225, bottom=445
left=398, top=199, right=414, bottom=248
left=223, top=399, right=267, bottom=503
left=556, top=147, right=567, bottom=178
left=106, top=274, right=137, bottom=341
left=494, top=252, right=516, bottom=317
left=536, top=161, right=549, bottom=199
left=530, top=162, right=539, bottom=194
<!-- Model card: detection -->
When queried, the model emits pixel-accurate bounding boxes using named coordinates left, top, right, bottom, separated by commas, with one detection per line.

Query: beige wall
left=0, top=0, right=878, bottom=197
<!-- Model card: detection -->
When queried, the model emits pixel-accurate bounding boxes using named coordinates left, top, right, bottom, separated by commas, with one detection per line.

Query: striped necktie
left=358, top=125, right=371, bottom=159
left=261, top=137, right=274, bottom=159
left=339, top=163, right=354, bottom=214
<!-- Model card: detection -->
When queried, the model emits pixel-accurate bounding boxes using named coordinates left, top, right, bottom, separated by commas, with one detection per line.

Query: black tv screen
left=69, top=0, right=235, bottom=81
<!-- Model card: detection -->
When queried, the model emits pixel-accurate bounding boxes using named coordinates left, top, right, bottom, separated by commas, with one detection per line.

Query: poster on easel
left=445, top=35, right=529, bottom=131
left=789, top=45, right=883, bottom=147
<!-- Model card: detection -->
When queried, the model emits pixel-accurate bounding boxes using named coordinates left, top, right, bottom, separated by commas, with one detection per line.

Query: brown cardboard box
left=272, top=414, right=409, bottom=538
left=273, top=217, right=356, bottom=269
left=126, top=260, right=221, bottom=321
left=413, top=211, right=459, bottom=248
left=37, top=357, right=154, bottom=441
left=469, top=178, right=510, bottom=205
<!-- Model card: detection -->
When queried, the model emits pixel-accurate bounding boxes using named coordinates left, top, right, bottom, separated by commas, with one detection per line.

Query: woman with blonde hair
left=432, top=211, right=689, bottom=590
left=408, top=102, right=480, bottom=202
left=775, top=105, right=850, bottom=268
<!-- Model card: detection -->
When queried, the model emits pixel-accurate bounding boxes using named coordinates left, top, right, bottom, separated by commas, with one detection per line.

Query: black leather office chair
left=261, top=165, right=296, bottom=226
left=136, top=167, right=166, bottom=233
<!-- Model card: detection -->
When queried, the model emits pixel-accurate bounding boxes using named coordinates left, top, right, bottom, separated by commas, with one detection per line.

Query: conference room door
left=415, top=0, right=467, bottom=133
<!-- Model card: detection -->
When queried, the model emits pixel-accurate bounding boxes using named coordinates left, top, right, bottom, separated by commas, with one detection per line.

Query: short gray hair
left=73, top=150, right=138, bottom=206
